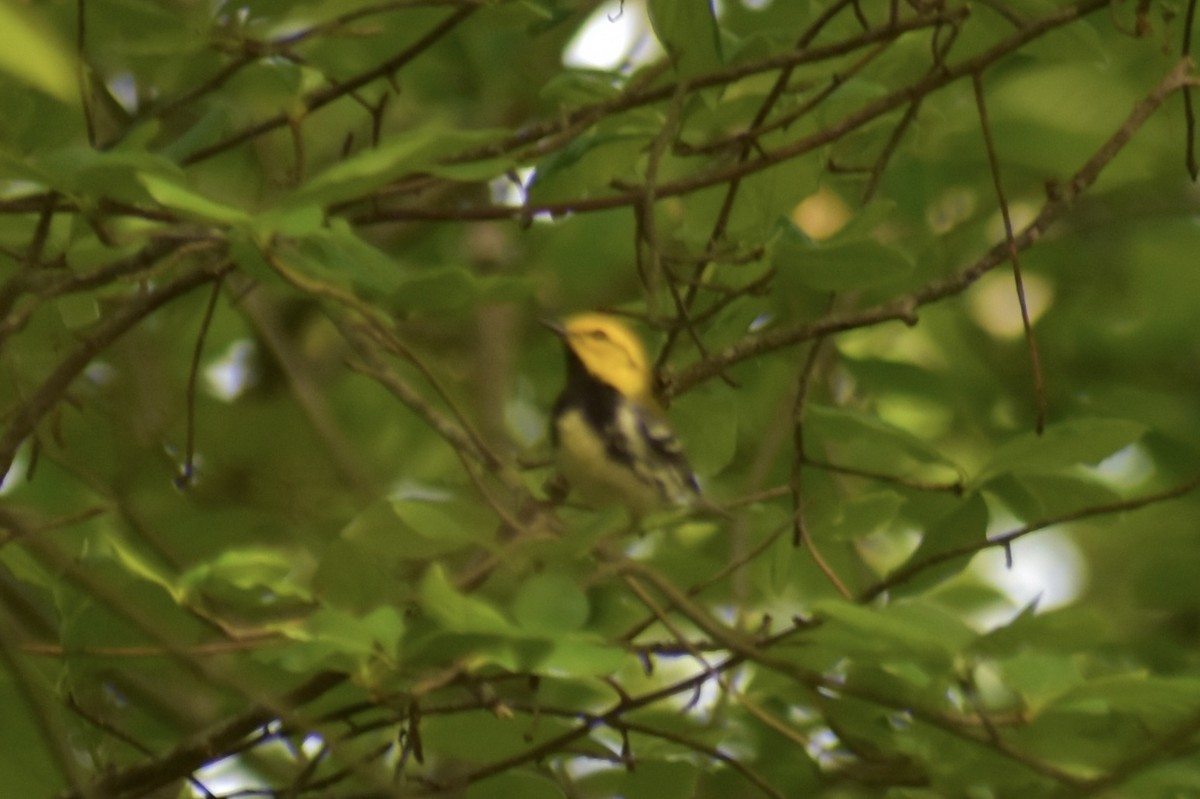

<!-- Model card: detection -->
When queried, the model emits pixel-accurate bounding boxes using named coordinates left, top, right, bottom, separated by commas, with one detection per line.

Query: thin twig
left=973, top=71, right=1047, bottom=433
left=259, top=248, right=510, bottom=479
left=362, top=1, right=1104, bottom=226
left=181, top=6, right=479, bottom=165
left=1073, top=707, right=1200, bottom=795
left=60, top=672, right=347, bottom=799
left=660, top=0, right=888, bottom=364
left=178, top=274, right=224, bottom=487
left=685, top=39, right=894, bottom=158
left=1183, top=0, right=1198, bottom=179
left=802, top=458, right=964, bottom=494
left=860, top=474, right=1200, bottom=602
left=860, top=97, right=922, bottom=203
left=75, top=0, right=95, bottom=148
left=669, top=56, right=1195, bottom=395
left=0, top=262, right=233, bottom=480
left=790, top=336, right=853, bottom=598
left=24, top=193, right=59, bottom=268
left=0, top=504, right=107, bottom=548
left=618, top=719, right=786, bottom=799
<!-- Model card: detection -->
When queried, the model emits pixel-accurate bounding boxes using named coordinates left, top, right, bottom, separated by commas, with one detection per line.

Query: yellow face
left=561, top=313, right=652, bottom=400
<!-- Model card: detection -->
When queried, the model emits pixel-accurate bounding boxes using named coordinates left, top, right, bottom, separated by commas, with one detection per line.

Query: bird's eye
left=589, top=330, right=609, bottom=341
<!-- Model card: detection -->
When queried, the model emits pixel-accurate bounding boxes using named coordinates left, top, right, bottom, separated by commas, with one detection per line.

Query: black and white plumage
left=546, top=314, right=699, bottom=515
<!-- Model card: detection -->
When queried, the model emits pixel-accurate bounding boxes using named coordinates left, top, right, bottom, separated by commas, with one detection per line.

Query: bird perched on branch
left=543, top=313, right=699, bottom=516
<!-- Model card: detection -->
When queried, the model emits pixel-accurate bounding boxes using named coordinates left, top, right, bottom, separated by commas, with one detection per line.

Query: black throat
left=551, top=347, right=621, bottom=445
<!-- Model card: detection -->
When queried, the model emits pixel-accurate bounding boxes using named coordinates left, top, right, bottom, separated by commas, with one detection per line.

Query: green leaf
left=254, top=204, right=325, bottom=238
left=720, top=149, right=821, bottom=240
left=0, top=678, right=65, bottom=797
left=63, top=236, right=145, bottom=271
left=988, top=472, right=1122, bottom=521
left=646, top=0, right=723, bottom=78
left=532, top=637, right=625, bottom=676
left=228, top=231, right=278, bottom=285
left=973, top=604, right=1109, bottom=658
left=512, top=572, right=589, bottom=633
left=390, top=497, right=492, bottom=551
left=330, top=497, right=483, bottom=567
left=281, top=221, right=408, bottom=294
left=610, top=758, right=699, bottom=799
left=58, top=558, right=213, bottom=654
left=340, top=500, right=409, bottom=547
left=54, top=294, right=100, bottom=329
left=295, top=606, right=405, bottom=659
left=1120, top=760, right=1200, bottom=796
left=821, top=200, right=900, bottom=245
left=420, top=564, right=516, bottom=635
left=290, top=127, right=511, bottom=207
left=419, top=710, right=575, bottom=765
left=774, top=224, right=913, bottom=291
left=466, top=771, right=566, bottom=799
left=162, top=106, right=233, bottom=161
left=805, top=404, right=960, bottom=470
left=1046, top=674, right=1200, bottom=723
left=427, top=156, right=515, bottom=182
left=102, top=534, right=184, bottom=603
left=541, top=68, right=623, bottom=105
left=527, top=133, right=647, bottom=203
left=269, top=604, right=407, bottom=675
left=32, top=146, right=179, bottom=201
left=0, top=3, right=76, bottom=102
left=179, top=546, right=314, bottom=603
left=418, top=568, right=622, bottom=675
left=139, top=173, right=251, bottom=225
left=809, top=490, right=906, bottom=542
left=312, top=537, right=403, bottom=614
left=811, top=597, right=977, bottom=666
left=389, top=267, right=532, bottom=315
left=0, top=147, right=51, bottom=184
left=974, top=418, right=1147, bottom=485
left=887, top=492, right=989, bottom=598
left=670, top=386, right=737, bottom=477
left=995, top=651, right=1084, bottom=713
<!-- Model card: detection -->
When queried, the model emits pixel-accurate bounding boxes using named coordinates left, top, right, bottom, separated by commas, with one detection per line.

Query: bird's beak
left=539, top=317, right=567, bottom=338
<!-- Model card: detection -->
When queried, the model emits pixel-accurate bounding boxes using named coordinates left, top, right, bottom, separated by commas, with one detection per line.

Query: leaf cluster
left=1, top=1, right=1200, bottom=798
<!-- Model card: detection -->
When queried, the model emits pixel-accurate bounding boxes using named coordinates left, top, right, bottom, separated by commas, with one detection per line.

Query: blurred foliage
left=1, top=0, right=1200, bottom=797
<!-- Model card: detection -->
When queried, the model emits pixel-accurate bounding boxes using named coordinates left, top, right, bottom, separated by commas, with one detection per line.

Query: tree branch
left=0, top=261, right=233, bottom=481
left=860, top=474, right=1200, bottom=602
left=667, top=56, right=1195, bottom=395
left=180, top=6, right=479, bottom=166
left=60, top=672, right=346, bottom=799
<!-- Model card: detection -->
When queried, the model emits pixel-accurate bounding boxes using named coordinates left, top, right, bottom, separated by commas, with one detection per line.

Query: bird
left=543, top=313, right=699, bottom=516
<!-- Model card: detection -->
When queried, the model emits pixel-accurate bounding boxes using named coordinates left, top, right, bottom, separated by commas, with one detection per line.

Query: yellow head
left=554, top=313, right=653, bottom=400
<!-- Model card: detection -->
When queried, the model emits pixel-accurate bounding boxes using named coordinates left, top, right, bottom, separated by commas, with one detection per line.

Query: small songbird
left=544, top=313, right=699, bottom=516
